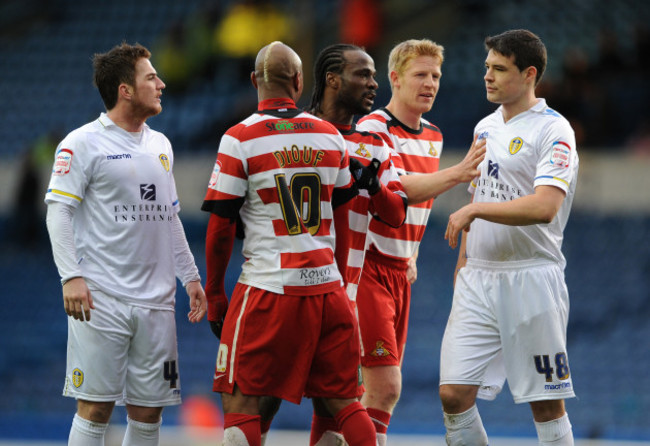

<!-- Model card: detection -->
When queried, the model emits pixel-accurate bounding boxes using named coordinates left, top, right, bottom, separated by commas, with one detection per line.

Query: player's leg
left=356, top=253, right=408, bottom=445
left=310, top=397, right=346, bottom=446
left=323, top=398, right=375, bottom=446
left=307, top=288, right=374, bottom=446
left=123, top=405, right=164, bottom=446
left=258, top=396, right=282, bottom=445
left=438, top=385, right=488, bottom=446
left=503, top=264, right=575, bottom=445
left=531, top=399, right=574, bottom=445
left=68, top=400, right=114, bottom=446
left=222, top=385, right=262, bottom=446
left=65, top=291, right=130, bottom=446
left=123, top=306, right=181, bottom=445
left=359, top=365, right=400, bottom=446
left=438, top=266, right=503, bottom=446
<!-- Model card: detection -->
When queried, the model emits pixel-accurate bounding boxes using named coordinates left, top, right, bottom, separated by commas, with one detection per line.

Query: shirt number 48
left=534, top=353, right=570, bottom=382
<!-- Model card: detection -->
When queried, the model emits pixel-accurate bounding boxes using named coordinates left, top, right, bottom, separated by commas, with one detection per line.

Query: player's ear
left=524, top=66, right=537, bottom=85
left=293, top=70, right=303, bottom=94
left=251, top=71, right=258, bottom=89
left=389, top=70, right=400, bottom=90
left=118, top=83, right=133, bottom=101
left=326, top=72, right=340, bottom=89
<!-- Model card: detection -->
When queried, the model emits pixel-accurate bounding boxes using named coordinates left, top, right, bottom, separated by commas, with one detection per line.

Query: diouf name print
left=273, top=144, right=325, bottom=167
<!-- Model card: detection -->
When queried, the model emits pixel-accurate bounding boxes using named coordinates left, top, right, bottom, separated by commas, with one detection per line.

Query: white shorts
left=63, top=289, right=182, bottom=407
left=439, top=259, right=576, bottom=404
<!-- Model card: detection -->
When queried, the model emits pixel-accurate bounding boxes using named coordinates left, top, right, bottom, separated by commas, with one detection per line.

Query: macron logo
left=106, top=153, right=132, bottom=160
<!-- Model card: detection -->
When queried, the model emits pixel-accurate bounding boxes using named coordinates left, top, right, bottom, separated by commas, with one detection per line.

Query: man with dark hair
left=45, top=42, right=206, bottom=446
left=439, top=29, right=578, bottom=445
left=202, top=41, right=376, bottom=446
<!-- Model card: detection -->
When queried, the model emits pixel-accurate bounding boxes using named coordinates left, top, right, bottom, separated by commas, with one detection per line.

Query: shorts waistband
left=365, top=249, right=409, bottom=271
left=465, top=258, right=558, bottom=270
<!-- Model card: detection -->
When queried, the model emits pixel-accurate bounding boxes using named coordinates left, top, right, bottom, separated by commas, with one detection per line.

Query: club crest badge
left=159, top=154, right=170, bottom=172
left=355, top=143, right=371, bottom=158
left=428, top=141, right=439, bottom=157
left=370, top=341, right=390, bottom=357
left=72, top=368, right=84, bottom=388
left=509, top=137, right=524, bottom=155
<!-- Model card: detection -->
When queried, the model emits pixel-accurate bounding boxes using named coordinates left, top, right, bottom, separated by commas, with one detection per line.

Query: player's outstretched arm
left=185, top=280, right=206, bottom=323
left=401, top=135, right=486, bottom=205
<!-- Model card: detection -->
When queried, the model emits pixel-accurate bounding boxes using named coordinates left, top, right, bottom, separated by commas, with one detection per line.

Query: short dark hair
left=485, top=29, right=547, bottom=85
left=92, top=42, right=151, bottom=110
left=309, top=43, right=363, bottom=114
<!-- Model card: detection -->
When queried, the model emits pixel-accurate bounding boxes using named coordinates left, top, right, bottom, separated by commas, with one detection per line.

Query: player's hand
left=186, top=281, right=207, bottom=323
left=349, top=157, right=381, bottom=195
left=207, top=293, right=229, bottom=340
left=62, top=277, right=94, bottom=322
left=406, top=256, right=418, bottom=284
left=455, top=134, right=486, bottom=183
left=445, top=204, right=476, bottom=249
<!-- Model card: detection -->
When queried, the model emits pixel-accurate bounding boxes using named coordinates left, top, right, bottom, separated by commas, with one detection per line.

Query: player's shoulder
left=348, top=125, right=386, bottom=145
left=358, top=108, right=390, bottom=123
left=60, top=116, right=106, bottom=148
left=419, top=116, right=442, bottom=136
left=226, top=110, right=339, bottom=142
left=536, top=101, right=572, bottom=128
left=346, top=127, right=391, bottom=159
left=532, top=100, right=575, bottom=141
left=358, top=109, right=391, bottom=131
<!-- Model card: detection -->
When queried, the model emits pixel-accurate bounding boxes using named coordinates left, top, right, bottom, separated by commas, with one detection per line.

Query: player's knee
left=259, top=396, right=282, bottom=421
left=126, top=405, right=163, bottom=424
left=439, top=385, right=476, bottom=414
left=384, top=380, right=402, bottom=406
left=530, top=399, right=566, bottom=422
left=77, top=400, right=115, bottom=423
left=369, top=378, right=401, bottom=408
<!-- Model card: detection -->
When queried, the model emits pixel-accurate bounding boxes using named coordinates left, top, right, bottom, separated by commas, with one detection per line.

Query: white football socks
left=535, top=413, right=574, bottom=445
left=68, top=413, right=108, bottom=446
left=443, top=404, right=488, bottom=446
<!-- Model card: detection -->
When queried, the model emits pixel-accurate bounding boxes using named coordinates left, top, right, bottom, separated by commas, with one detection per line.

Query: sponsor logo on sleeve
left=208, top=160, right=222, bottom=190
left=53, top=148, right=73, bottom=175
left=550, top=141, right=571, bottom=168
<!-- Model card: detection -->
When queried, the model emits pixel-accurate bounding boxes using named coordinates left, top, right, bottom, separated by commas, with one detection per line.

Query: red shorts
left=213, top=283, right=362, bottom=404
left=356, top=250, right=411, bottom=367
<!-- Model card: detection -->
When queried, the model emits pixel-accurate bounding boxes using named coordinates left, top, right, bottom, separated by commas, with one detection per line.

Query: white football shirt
left=45, top=113, right=181, bottom=308
left=467, top=99, right=579, bottom=267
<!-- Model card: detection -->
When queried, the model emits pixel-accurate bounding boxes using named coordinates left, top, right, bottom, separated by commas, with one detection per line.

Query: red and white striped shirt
left=357, top=108, right=443, bottom=262
left=202, top=98, right=354, bottom=296
left=334, top=123, right=407, bottom=299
